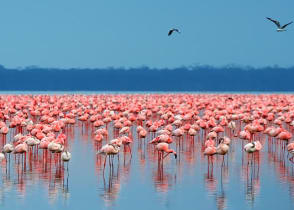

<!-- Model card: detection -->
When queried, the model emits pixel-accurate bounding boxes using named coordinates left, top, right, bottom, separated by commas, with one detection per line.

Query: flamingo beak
left=174, top=153, right=177, bottom=159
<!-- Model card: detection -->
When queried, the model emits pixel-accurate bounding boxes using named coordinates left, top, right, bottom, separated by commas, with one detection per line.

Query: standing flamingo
left=216, top=138, right=230, bottom=166
left=97, top=143, right=120, bottom=171
left=244, top=141, right=262, bottom=165
left=156, top=142, right=177, bottom=163
left=61, top=151, right=71, bottom=171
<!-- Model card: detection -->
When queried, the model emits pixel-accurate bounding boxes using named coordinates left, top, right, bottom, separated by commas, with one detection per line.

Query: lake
left=0, top=93, right=293, bottom=210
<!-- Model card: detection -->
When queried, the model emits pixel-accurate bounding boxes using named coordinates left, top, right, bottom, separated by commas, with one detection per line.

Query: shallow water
left=0, top=122, right=294, bottom=210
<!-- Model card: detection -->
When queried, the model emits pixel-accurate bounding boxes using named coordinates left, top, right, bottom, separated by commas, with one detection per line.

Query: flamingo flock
left=0, top=93, right=294, bottom=198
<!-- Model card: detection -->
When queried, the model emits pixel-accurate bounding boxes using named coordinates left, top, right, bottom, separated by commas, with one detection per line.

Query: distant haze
left=0, top=65, right=293, bottom=91
left=0, top=1, right=293, bottom=69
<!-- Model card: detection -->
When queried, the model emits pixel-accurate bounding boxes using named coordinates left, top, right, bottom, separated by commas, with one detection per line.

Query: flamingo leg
left=127, top=144, right=132, bottom=158
left=163, top=152, right=170, bottom=159
left=158, top=151, right=161, bottom=163
left=103, top=156, right=107, bottom=171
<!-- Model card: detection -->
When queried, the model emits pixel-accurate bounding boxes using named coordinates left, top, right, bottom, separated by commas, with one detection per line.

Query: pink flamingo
left=156, top=142, right=177, bottom=163
left=97, top=143, right=120, bottom=171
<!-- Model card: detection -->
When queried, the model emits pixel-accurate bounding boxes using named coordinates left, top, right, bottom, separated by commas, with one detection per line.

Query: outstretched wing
left=168, top=30, right=173, bottom=36
left=281, top=21, right=293, bottom=29
left=174, top=28, right=180, bottom=33
left=266, top=17, right=280, bottom=28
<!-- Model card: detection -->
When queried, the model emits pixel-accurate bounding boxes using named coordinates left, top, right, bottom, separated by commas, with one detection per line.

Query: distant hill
left=0, top=65, right=292, bottom=91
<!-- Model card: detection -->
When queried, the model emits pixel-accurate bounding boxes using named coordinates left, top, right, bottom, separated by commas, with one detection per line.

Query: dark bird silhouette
left=266, top=17, right=293, bottom=32
left=168, top=28, right=181, bottom=36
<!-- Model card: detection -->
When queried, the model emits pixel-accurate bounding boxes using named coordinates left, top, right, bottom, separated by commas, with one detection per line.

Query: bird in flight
left=266, top=17, right=293, bottom=32
left=168, top=28, right=180, bottom=36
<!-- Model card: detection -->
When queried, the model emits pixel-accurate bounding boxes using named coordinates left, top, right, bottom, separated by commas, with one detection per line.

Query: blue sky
left=0, top=0, right=293, bottom=69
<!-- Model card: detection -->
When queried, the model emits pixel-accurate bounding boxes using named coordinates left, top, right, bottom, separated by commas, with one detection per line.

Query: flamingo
left=156, top=142, right=177, bottom=162
left=244, top=141, right=262, bottom=153
left=120, top=136, right=133, bottom=157
left=204, top=146, right=217, bottom=166
left=216, top=138, right=230, bottom=165
left=244, top=141, right=262, bottom=165
left=277, top=131, right=292, bottom=141
left=61, top=151, right=71, bottom=162
left=14, top=142, right=28, bottom=166
left=61, top=151, right=71, bottom=171
left=48, top=142, right=64, bottom=153
left=3, top=143, right=14, bottom=153
left=97, top=143, right=120, bottom=171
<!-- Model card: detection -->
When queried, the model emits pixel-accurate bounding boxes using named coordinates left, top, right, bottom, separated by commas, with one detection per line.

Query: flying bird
left=266, top=17, right=293, bottom=32
left=168, top=28, right=180, bottom=36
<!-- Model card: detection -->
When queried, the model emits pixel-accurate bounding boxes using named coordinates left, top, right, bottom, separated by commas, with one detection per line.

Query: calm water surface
left=0, top=92, right=293, bottom=210
left=0, top=124, right=293, bottom=210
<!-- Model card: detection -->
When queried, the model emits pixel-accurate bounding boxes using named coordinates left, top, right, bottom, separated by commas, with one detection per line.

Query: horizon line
left=0, top=64, right=293, bottom=71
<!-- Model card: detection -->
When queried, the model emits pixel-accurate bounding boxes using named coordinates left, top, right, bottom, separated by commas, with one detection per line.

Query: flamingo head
left=218, top=137, right=224, bottom=144
left=110, top=143, right=120, bottom=149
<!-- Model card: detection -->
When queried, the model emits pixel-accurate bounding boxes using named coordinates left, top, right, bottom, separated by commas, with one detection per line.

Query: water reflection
left=0, top=142, right=70, bottom=205
left=215, top=167, right=228, bottom=210
left=95, top=148, right=124, bottom=206
left=0, top=117, right=294, bottom=209
left=101, top=165, right=121, bottom=206
left=152, top=160, right=174, bottom=194
left=243, top=161, right=260, bottom=205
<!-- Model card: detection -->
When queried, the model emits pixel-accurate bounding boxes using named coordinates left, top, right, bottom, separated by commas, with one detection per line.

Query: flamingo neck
left=166, top=149, right=175, bottom=154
